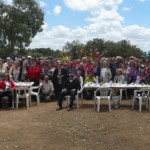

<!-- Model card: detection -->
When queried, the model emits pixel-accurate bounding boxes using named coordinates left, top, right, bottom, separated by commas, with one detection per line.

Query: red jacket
left=0, top=79, right=16, bottom=90
left=27, top=66, right=42, bottom=80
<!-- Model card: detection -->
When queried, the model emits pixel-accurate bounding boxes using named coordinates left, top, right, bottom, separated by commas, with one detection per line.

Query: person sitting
left=56, top=70, right=81, bottom=111
left=0, top=73, right=16, bottom=109
left=84, top=71, right=96, bottom=99
left=110, top=68, right=125, bottom=108
left=40, top=75, right=54, bottom=101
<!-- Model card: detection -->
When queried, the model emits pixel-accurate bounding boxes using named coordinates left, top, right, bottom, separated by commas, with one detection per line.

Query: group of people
left=0, top=50, right=149, bottom=110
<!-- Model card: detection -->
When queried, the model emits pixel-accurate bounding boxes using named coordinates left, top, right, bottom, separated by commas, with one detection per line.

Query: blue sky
left=5, top=0, right=150, bottom=52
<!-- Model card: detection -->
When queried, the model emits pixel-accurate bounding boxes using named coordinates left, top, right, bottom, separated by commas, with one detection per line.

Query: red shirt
left=27, top=66, right=42, bottom=80
left=0, top=79, right=16, bottom=90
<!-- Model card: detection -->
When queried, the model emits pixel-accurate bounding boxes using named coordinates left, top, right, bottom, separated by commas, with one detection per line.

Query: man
left=52, top=61, right=67, bottom=100
left=40, top=75, right=54, bottom=101
left=56, top=70, right=81, bottom=111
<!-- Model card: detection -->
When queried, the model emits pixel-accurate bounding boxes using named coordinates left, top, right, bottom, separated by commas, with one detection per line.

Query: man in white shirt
left=40, top=75, right=54, bottom=101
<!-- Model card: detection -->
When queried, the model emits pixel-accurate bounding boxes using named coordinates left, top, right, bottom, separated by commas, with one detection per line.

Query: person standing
left=27, top=61, right=42, bottom=86
left=53, top=62, right=66, bottom=100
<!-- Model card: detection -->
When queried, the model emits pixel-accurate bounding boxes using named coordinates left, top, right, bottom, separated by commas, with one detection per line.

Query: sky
left=5, top=0, right=150, bottom=52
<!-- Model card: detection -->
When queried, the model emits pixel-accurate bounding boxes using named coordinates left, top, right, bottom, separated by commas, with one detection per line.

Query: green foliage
left=0, top=0, right=44, bottom=51
left=63, top=39, right=143, bottom=59
left=63, top=40, right=84, bottom=59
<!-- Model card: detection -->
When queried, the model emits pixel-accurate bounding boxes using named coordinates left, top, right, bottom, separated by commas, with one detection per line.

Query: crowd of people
left=0, top=50, right=149, bottom=110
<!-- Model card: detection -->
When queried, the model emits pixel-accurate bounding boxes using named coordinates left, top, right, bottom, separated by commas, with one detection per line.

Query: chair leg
left=108, top=97, right=111, bottom=111
left=16, top=98, right=18, bottom=109
left=37, top=95, right=40, bottom=106
left=97, top=98, right=100, bottom=112
left=139, top=97, right=142, bottom=112
left=26, top=98, right=29, bottom=109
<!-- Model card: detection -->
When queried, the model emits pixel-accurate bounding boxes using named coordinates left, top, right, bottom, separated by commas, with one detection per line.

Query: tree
left=63, top=40, right=84, bottom=59
left=0, top=0, right=44, bottom=51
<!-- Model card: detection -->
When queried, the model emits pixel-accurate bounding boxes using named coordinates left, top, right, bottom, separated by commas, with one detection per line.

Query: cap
left=27, top=55, right=32, bottom=59
left=6, top=57, right=10, bottom=60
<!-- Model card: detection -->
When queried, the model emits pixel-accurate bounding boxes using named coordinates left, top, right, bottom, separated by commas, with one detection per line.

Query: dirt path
left=0, top=100, right=150, bottom=150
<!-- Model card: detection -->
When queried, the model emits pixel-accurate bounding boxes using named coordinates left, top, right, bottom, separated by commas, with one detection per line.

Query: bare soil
left=0, top=99, right=150, bottom=150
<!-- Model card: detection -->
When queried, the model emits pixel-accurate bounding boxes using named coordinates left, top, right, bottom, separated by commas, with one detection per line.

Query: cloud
left=5, top=0, right=13, bottom=5
left=63, top=0, right=123, bottom=14
left=139, top=0, right=145, bottom=2
left=53, top=5, right=62, bottom=15
left=123, top=7, right=132, bottom=12
left=38, top=1, right=47, bottom=8
left=29, top=0, right=150, bottom=52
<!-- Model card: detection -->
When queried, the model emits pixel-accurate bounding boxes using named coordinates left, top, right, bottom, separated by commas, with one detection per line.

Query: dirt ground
left=0, top=99, right=150, bottom=150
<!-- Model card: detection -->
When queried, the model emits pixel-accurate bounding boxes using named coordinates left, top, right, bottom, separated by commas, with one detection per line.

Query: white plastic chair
left=63, top=91, right=82, bottom=109
left=30, top=86, right=41, bottom=106
left=132, top=88, right=150, bottom=112
left=94, top=88, right=111, bottom=112
left=75, top=90, right=83, bottom=108
left=120, top=89, right=128, bottom=100
left=16, top=87, right=30, bottom=109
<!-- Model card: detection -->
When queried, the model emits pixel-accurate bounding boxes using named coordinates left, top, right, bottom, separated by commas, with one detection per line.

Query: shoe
left=67, top=107, right=73, bottom=111
left=56, top=107, right=63, bottom=111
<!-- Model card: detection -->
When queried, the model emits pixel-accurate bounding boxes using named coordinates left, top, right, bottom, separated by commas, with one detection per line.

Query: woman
left=122, top=61, right=130, bottom=82
left=100, top=61, right=112, bottom=82
left=128, top=63, right=140, bottom=83
left=84, top=72, right=96, bottom=99
left=111, top=69, right=125, bottom=108
left=19, top=60, right=27, bottom=81
left=9, top=60, right=20, bottom=82
left=114, top=68, right=125, bottom=84
left=0, top=73, right=16, bottom=109
left=27, top=61, right=42, bottom=86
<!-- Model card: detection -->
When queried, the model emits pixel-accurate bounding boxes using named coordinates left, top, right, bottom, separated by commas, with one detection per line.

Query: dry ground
left=0, top=99, right=150, bottom=150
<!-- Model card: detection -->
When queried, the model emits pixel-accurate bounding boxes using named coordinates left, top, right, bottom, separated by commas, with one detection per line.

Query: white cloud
left=139, top=0, right=145, bottom=2
left=63, top=0, right=123, bottom=14
left=5, top=0, right=13, bottom=5
left=39, top=1, right=47, bottom=8
left=29, top=0, right=150, bottom=52
left=53, top=5, right=62, bottom=15
left=123, top=7, right=132, bottom=12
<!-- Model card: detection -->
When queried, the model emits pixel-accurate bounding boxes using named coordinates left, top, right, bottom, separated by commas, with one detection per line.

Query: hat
left=27, top=55, right=32, bottom=59
left=69, top=70, right=76, bottom=75
left=6, top=57, right=10, bottom=60
left=129, top=56, right=135, bottom=59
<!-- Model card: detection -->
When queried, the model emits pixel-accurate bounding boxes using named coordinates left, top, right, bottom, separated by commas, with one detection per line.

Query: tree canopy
left=63, top=39, right=143, bottom=59
left=0, top=0, right=44, bottom=51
